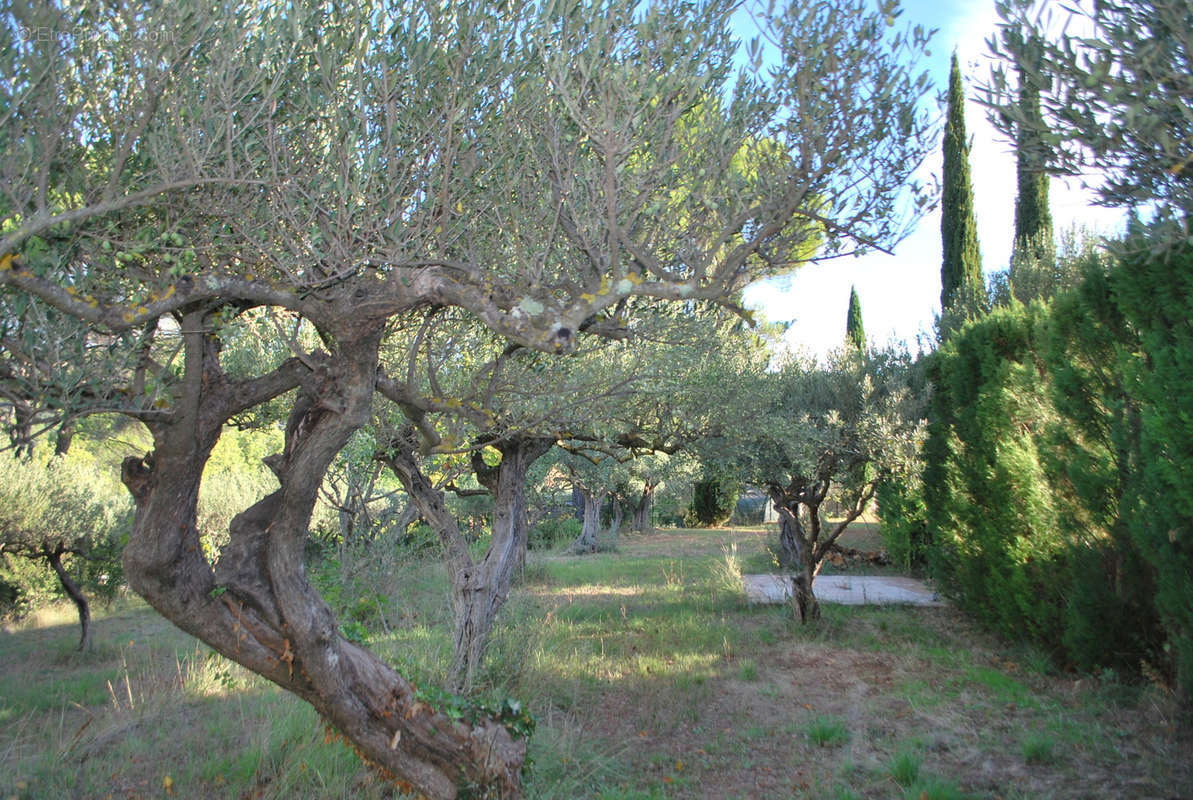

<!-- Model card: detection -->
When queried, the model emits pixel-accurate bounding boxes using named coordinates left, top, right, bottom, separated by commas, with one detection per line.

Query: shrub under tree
left=688, top=471, right=740, bottom=528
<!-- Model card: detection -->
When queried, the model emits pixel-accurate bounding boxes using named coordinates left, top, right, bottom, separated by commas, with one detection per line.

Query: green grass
left=806, top=715, right=850, bottom=747
left=904, top=775, right=968, bottom=800
left=1021, top=732, right=1057, bottom=765
left=1, top=527, right=1188, bottom=799
left=888, top=749, right=922, bottom=787
left=736, top=658, right=759, bottom=681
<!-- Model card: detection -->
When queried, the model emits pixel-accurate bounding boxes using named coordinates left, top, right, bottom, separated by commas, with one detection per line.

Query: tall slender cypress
left=846, top=285, right=866, bottom=350
left=940, top=52, right=984, bottom=311
left=1012, top=36, right=1053, bottom=262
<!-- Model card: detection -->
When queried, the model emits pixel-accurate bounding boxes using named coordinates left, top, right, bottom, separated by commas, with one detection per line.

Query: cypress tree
left=846, top=285, right=866, bottom=350
left=940, top=52, right=984, bottom=312
left=1012, top=36, right=1054, bottom=263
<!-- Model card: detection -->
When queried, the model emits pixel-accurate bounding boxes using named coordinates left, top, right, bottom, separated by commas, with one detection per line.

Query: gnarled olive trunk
left=769, top=478, right=877, bottom=626
left=454, top=437, right=552, bottom=690
left=46, top=546, right=91, bottom=651
left=567, top=487, right=605, bottom=554
left=121, top=314, right=524, bottom=800
left=631, top=482, right=655, bottom=534
left=471, top=439, right=553, bottom=579
left=385, top=432, right=552, bottom=693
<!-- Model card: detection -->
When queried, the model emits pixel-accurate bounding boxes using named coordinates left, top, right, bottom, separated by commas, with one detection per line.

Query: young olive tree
left=371, top=307, right=655, bottom=691
left=0, top=455, right=131, bottom=650
left=729, top=350, right=925, bottom=622
left=1, top=0, right=934, bottom=794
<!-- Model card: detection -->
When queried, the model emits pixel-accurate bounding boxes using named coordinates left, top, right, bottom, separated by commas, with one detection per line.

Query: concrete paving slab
left=742, top=574, right=944, bottom=607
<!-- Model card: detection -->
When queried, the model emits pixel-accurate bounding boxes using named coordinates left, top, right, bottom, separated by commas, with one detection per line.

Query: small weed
left=806, top=715, right=849, bottom=747
left=710, top=543, right=744, bottom=597
left=759, top=682, right=782, bottom=700
left=1021, top=733, right=1056, bottom=765
left=832, top=785, right=862, bottom=800
left=737, top=659, right=759, bottom=681
left=742, top=724, right=767, bottom=741
left=888, top=749, right=922, bottom=787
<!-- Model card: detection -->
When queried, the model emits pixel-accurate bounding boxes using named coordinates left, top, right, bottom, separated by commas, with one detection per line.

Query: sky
left=740, top=0, right=1126, bottom=358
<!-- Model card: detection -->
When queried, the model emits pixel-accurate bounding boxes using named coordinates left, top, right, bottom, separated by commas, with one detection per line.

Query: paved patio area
left=742, top=574, right=944, bottom=606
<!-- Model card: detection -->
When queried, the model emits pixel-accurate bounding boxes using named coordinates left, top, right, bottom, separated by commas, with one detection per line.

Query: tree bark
left=776, top=507, right=802, bottom=570
left=457, top=436, right=554, bottom=689
left=568, top=487, right=605, bottom=554
left=606, top=498, right=624, bottom=550
left=385, top=431, right=552, bottom=693
left=471, top=438, right=553, bottom=577
left=776, top=507, right=820, bottom=623
left=121, top=316, right=525, bottom=799
left=46, top=546, right=91, bottom=651
left=387, top=502, right=419, bottom=544
left=54, top=422, right=74, bottom=457
left=631, top=482, right=655, bottom=534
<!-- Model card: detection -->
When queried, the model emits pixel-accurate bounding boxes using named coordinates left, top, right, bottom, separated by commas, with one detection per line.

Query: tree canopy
left=985, top=0, right=1193, bottom=221
left=0, top=1, right=937, bottom=795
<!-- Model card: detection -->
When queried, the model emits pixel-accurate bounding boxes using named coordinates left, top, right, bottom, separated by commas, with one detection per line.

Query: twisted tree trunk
left=776, top=507, right=820, bottom=623
left=631, top=481, right=655, bottom=534
left=769, top=478, right=876, bottom=625
left=46, top=545, right=91, bottom=651
left=471, top=438, right=554, bottom=577
left=385, top=432, right=553, bottom=693
left=121, top=314, right=525, bottom=799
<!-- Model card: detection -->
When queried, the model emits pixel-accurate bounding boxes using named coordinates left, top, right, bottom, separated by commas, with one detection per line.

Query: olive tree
left=0, top=455, right=130, bottom=650
left=1, top=0, right=935, bottom=795
left=984, top=0, right=1193, bottom=219
left=377, top=305, right=746, bottom=685
left=729, top=349, right=925, bottom=622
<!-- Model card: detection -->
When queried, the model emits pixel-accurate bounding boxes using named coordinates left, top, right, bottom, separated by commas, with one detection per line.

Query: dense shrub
left=528, top=516, right=582, bottom=551
left=876, top=479, right=930, bottom=571
left=686, top=472, right=739, bottom=527
left=924, top=302, right=1068, bottom=649
left=1110, top=240, right=1193, bottom=707
left=1041, top=261, right=1165, bottom=674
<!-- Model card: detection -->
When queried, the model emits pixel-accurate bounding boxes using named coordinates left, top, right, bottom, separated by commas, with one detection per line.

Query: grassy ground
left=2, top=527, right=1189, bottom=799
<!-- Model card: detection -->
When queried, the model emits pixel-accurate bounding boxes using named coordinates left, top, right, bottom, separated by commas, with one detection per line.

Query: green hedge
left=1111, top=241, right=1193, bottom=706
left=924, top=301, right=1068, bottom=649
left=923, top=242, right=1193, bottom=709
